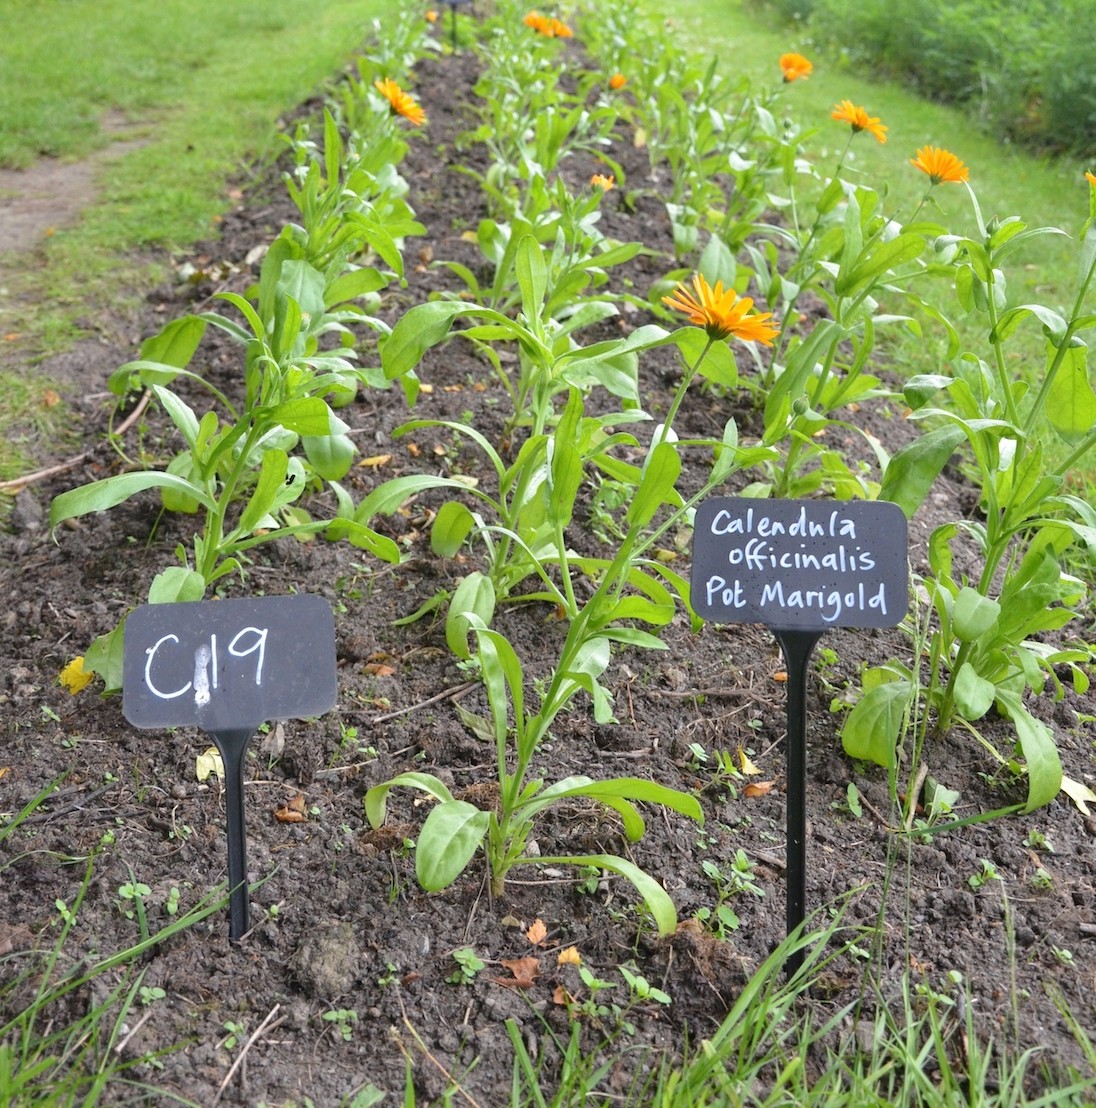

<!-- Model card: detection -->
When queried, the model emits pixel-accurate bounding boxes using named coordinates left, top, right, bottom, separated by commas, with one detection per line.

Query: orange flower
left=609, top=72, right=627, bottom=90
left=779, top=52, right=813, bottom=82
left=425, top=9, right=438, bottom=22
left=1086, top=170, right=1096, bottom=187
left=831, top=99, right=887, bottom=144
left=590, top=172, right=615, bottom=191
left=663, top=274, right=779, bottom=345
left=374, top=77, right=426, bottom=127
left=525, top=10, right=572, bottom=37
left=910, top=145, right=969, bottom=185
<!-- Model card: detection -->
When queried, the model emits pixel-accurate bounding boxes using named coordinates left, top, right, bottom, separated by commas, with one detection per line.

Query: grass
left=0, top=0, right=390, bottom=478
left=0, top=779, right=226, bottom=1105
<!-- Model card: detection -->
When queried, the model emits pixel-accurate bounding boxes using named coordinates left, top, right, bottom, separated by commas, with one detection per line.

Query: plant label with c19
left=122, top=594, right=337, bottom=733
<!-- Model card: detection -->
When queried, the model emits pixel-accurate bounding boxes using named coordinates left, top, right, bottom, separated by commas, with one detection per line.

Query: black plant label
left=691, top=498, right=908, bottom=630
left=122, top=594, right=337, bottom=732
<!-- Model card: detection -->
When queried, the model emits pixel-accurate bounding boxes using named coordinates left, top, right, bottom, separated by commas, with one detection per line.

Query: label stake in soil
left=122, top=594, right=337, bottom=940
left=692, top=498, right=907, bottom=974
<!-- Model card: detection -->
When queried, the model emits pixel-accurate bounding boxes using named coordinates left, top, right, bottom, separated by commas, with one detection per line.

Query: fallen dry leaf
left=359, top=453, right=392, bottom=468
left=526, top=919, right=547, bottom=945
left=492, top=956, right=540, bottom=989
left=557, top=946, right=582, bottom=966
left=744, top=781, right=776, bottom=798
left=274, top=793, right=308, bottom=823
left=363, top=663, right=396, bottom=677
left=553, top=984, right=575, bottom=1006
left=406, top=442, right=422, bottom=458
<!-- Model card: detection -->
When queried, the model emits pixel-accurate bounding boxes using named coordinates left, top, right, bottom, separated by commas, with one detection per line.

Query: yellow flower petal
left=59, top=656, right=94, bottom=695
left=557, top=946, right=582, bottom=966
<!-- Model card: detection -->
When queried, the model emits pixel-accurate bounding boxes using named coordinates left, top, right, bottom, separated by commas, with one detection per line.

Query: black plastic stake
left=209, top=727, right=256, bottom=941
left=773, top=629, right=822, bottom=977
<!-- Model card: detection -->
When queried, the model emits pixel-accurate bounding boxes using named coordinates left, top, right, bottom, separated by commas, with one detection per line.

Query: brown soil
left=2, top=42, right=1095, bottom=1107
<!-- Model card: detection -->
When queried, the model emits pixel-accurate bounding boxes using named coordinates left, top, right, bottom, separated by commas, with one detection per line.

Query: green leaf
left=840, top=680, right=911, bottom=767
left=108, top=316, right=207, bottom=394
left=952, top=662, right=996, bottom=720
left=267, top=398, right=345, bottom=437
left=50, top=472, right=217, bottom=528
left=416, top=800, right=491, bottom=891
left=626, top=441, right=681, bottom=527
left=86, top=620, right=127, bottom=695
left=147, top=567, right=206, bottom=605
left=995, top=690, right=1062, bottom=813
left=238, top=448, right=288, bottom=535
left=879, top=425, right=966, bottom=519
left=1046, top=342, right=1096, bottom=445
left=356, top=473, right=479, bottom=521
left=952, top=587, right=1000, bottom=642
left=431, top=501, right=477, bottom=557
left=324, top=267, right=388, bottom=308
left=302, top=433, right=356, bottom=481
left=380, top=301, right=467, bottom=381
left=515, top=233, right=547, bottom=322
left=536, top=853, right=680, bottom=936
left=364, top=772, right=456, bottom=829
left=835, top=232, right=924, bottom=297
left=446, top=572, right=496, bottom=659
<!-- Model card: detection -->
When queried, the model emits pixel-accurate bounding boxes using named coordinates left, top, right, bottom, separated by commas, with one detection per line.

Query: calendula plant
left=365, top=275, right=779, bottom=933
left=350, top=232, right=694, bottom=619
left=728, top=103, right=962, bottom=501
left=49, top=225, right=404, bottom=690
left=844, top=166, right=1096, bottom=817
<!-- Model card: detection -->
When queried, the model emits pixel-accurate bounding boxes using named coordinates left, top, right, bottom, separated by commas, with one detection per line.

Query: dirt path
left=0, top=113, right=146, bottom=264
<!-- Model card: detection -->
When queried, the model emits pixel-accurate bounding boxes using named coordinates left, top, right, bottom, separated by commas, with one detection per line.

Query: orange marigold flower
left=779, top=52, right=812, bottom=82
left=525, top=10, right=572, bottom=37
left=609, top=72, right=627, bottom=90
left=374, top=77, right=426, bottom=127
left=831, top=99, right=887, bottom=144
left=591, top=172, right=615, bottom=191
left=910, top=145, right=969, bottom=185
left=425, top=9, right=438, bottom=22
left=663, top=274, right=779, bottom=345
left=1086, top=170, right=1096, bottom=187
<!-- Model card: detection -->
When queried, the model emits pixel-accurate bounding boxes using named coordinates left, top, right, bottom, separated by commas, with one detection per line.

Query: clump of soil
left=1, top=38, right=1094, bottom=1107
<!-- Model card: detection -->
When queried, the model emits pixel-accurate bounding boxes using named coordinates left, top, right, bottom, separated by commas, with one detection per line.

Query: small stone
left=9, top=491, right=44, bottom=532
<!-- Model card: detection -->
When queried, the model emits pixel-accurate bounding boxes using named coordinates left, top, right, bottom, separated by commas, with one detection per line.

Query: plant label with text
left=691, top=498, right=908, bottom=630
left=122, top=594, right=337, bottom=732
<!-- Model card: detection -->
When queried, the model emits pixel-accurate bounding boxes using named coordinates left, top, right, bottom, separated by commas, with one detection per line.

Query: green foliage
left=764, top=0, right=1096, bottom=153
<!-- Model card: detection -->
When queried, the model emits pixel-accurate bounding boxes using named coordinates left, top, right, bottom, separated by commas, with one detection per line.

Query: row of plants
left=24, top=1, right=1095, bottom=1100
left=757, top=0, right=1096, bottom=154
left=51, top=0, right=1096, bottom=929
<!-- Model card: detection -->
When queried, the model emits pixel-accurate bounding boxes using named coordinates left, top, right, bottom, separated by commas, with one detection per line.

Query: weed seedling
left=1023, top=828, right=1055, bottom=853
left=221, top=1021, right=246, bottom=1051
left=446, top=946, right=484, bottom=985
left=323, top=1008, right=359, bottom=1041
left=967, top=859, right=1001, bottom=889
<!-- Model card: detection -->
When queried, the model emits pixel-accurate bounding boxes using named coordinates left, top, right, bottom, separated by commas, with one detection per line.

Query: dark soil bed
left=2, top=39, right=1095, bottom=1107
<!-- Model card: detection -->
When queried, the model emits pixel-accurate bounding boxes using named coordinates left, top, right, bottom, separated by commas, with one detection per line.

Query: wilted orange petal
left=557, top=945, right=582, bottom=966
left=526, top=919, right=548, bottom=945
left=744, top=781, right=776, bottom=798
